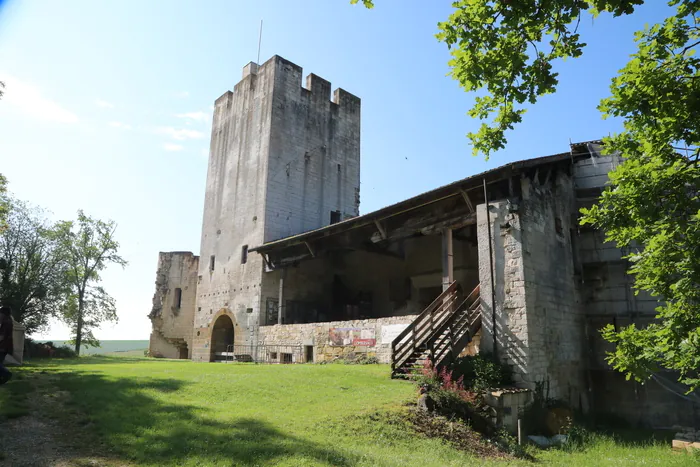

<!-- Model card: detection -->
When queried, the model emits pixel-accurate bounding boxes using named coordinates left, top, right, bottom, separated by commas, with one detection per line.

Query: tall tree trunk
left=75, top=295, right=83, bottom=356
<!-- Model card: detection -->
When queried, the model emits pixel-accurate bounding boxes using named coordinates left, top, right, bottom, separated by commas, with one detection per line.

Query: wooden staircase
left=391, top=282, right=482, bottom=378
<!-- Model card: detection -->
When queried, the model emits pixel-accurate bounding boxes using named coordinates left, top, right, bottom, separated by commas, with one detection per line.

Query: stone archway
left=210, top=314, right=235, bottom=362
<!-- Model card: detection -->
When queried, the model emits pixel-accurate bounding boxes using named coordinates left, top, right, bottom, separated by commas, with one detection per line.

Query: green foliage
left=0, top=198, right=67, bottom=334
left=24, top=338, right=77, bottom=359
left=449, top=352, right=513, bottom=391
left=53, top=211, right=126, bottom=354
left=581, top=3, right=700, bottom=391
left=562, top=424, right=596, bottom=452
left=0, top=174, right=8, bottom=233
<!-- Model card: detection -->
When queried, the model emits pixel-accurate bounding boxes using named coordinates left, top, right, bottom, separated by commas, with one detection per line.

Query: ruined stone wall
left=192, top=56, right=360, bottom=361
left=149, top=252, right=199, bottom=359
left=258, top=315, right=418, bottom=363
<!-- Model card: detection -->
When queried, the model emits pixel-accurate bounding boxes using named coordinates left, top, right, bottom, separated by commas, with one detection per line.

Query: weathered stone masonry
left=149, top=252, right=199, bottom=359
left=148, top=56, right=689, bottom=429
left=188, top=56, right=361, bottom=362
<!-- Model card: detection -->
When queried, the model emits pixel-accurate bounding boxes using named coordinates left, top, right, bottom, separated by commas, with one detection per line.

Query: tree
left=0, top=198, right=67, bottom=334
left=53, top=211, right=126, bottom=355
left=354, top=1, right=700, bottom=390
left=0, top=174, right=8, bottom=233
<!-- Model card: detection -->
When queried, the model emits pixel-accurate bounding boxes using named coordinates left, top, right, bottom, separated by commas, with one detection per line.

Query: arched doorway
left=210, top=314, right=234, bottom=362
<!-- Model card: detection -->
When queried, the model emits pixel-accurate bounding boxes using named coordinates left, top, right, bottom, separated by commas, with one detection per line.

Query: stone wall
left=258, top=315, right=418, bottom=363
left=149, top=251, right=199, bottom=359
left=572, top=154, right=690, bottom=427
left=477, top=199, right=527, bottom=375
left=477, top=172, right=586, bottom=408
left=265, top=62, right=361, bottom=242
left=518, top=171, right=586, bottom=408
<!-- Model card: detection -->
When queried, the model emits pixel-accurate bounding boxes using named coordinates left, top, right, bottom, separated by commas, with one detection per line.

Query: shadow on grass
left=46, top=366, right=358, bottom=466
left=24, top=355, right=169, bottom=366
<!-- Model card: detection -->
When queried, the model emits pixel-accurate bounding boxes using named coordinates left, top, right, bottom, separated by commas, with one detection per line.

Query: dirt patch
left=0, top=372, right=127, bottom=466
left=406, top=408, right=514, bottom=460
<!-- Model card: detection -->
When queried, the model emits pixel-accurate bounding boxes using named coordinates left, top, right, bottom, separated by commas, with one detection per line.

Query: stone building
left=149, top=55, right=691, bottom=428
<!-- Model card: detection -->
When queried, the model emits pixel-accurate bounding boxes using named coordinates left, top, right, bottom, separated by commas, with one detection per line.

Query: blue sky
left=0, top=0, right=671, bottom=340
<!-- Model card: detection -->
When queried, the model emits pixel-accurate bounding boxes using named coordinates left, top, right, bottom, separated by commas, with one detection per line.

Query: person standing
left=0, top=305, right=14, bottom=384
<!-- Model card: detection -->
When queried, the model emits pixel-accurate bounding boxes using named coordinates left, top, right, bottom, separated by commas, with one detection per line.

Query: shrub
left=24, top=338, right=77, bottom=359
left=416, top=360, right=486, bottom=421
left=448, top=353, right=513, bottom=392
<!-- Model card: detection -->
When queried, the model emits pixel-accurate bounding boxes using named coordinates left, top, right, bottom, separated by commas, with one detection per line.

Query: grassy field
left=0, top=357, right=695, bottom=466
left=38, top=339, right=149, bottom=355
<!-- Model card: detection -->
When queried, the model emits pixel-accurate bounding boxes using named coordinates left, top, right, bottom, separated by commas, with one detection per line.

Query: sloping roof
left=250, top=147, right=593, bottom=255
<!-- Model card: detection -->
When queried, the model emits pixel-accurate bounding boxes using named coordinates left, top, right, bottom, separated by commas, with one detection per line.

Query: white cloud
left=175, top=111, right=209, bottom=122
left=109, top=121, right=132, bottom=130
left=156, top=126, right=205, bottom=141
left=164, top=143, right=184, bottom=152
left=1, top=73, right=78, bottom=123
left=95, top=99, right=114, bottom=109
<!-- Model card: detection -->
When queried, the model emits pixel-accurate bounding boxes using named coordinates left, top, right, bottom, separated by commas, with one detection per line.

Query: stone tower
left=191, top=56, right=361, bottom=362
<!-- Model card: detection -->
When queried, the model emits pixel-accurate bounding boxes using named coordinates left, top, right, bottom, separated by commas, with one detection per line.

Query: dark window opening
left=241, top=245, right=248, bottom=264
left=281, top=353, right=293, bottom=364
left=555, top=217, right=563, bottom=235
left=305, top=345, right=314, bottom=363
left=174, top=287, right=182, bottom=309
left=270, top=352, right=278, bottom=360
left=209, top=255, right=215, bottom=272
left=330, top=210, right=341, bottom=224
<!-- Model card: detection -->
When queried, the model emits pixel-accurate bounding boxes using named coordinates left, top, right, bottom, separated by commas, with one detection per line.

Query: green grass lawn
left=1, top=357, right=695, bottom=466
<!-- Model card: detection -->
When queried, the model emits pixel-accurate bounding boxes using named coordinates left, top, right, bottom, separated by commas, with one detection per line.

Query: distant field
left=38, top=340, right=149, bottom=355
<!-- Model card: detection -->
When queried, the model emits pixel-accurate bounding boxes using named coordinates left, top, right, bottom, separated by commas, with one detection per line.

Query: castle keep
left=149, top=56, right=689, bottom=428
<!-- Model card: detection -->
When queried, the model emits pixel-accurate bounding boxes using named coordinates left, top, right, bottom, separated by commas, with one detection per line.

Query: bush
left=448, top=353, right=513, bottom=392
left=416, top=360, right=489, bottom=426
left=24, top=338, right=77, bottom=359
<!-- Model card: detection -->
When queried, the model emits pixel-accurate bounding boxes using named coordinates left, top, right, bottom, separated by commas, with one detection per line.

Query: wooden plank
left=672, top=439, right=700, bottom=452
left=459, top=189, right=474, bottom=212
left=304, top=241, right=316, bottom=258
left=374, top=220, right=387, bottom=240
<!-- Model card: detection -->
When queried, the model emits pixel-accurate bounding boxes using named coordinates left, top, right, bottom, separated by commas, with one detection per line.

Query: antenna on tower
left=257, top=19, right=263, bottom=64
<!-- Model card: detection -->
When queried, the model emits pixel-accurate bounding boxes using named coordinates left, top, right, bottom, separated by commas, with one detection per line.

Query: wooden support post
left=442, top=228, right=454, bottom=292
left=374, top=220, right=387, bottom=240
left=459, top=189, right=474, bottom=212
left=304, top=241, right=315, bottom=258
left=277, top=269, right=286, bottom=325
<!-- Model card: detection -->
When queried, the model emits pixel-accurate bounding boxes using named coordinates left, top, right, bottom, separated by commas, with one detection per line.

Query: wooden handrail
left=391, top=281, right=458, bottom=348
left=391, top=282, right=482, bottom=377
